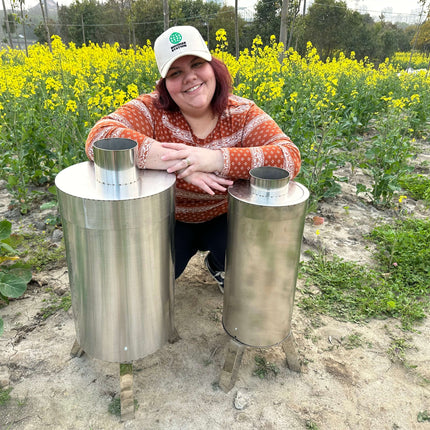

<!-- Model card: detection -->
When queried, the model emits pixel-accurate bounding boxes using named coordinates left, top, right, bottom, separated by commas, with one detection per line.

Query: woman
left=85, top=25, right=301, bottom=292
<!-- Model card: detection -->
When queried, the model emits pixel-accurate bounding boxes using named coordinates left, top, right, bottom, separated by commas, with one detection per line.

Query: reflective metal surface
left=249, top=166, right=290, bottom=202
left=93, top=138, right=138, bottom=186
left=55, top=138, right=176, bottom=362
left=223, top=167, right=309, bottom=348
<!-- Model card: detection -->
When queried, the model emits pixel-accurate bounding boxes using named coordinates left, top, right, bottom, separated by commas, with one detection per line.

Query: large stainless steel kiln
left=55, top=138, right=176, bottom=364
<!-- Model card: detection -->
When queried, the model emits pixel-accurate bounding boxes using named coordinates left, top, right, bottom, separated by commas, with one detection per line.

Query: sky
left=336, top=0, right=423, bottom=21
left=19, top=0, right=426, bottom=24
left=228, top=0, right=424, bottom=23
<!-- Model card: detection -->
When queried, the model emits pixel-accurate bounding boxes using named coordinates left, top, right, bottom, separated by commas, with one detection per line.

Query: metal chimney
left=223, top=166, right=309, bottom=347
left=55, top=138, right=176, bottom=363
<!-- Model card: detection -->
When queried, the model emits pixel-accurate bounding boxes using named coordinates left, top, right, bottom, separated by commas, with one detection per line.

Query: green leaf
left=0, top=242, right=16, bottom=254
left=0, top=317, right=3, bottom=336
left=48, top=185, right=57, bottom=195
left=40, top=201, right=57, bottom=210
left=0, top=220, right=12, bottom=241
left=7, top=176, right=18, bottom=187
left=0, top=267, right=32, bottom=298
left=356, top=183, right=368, bottom=194
left=417, top=410, right=430, bottom=422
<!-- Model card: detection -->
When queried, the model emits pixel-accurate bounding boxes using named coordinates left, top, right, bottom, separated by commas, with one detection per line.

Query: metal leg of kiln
left=219, top=338, right=245, bottom=393
left=168, top=326, right=181, bottom=344
left=120, top=363, right=135, bottom=421
left=70, top=338, right=84, bottom=358
left=281, top=332, right=301, bottom=373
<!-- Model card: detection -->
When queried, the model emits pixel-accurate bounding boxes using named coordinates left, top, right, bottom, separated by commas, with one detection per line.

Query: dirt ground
left=1, top=151, right=430, bottom=429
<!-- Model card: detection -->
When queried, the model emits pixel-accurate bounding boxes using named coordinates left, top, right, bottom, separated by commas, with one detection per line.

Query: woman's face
left=165, top=55, right=216, bottom=117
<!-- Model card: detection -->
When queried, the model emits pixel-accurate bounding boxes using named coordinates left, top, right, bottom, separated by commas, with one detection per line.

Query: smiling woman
left=85, top=25, right=301, bottom=285
left=164, top=57, right=217, bottom=123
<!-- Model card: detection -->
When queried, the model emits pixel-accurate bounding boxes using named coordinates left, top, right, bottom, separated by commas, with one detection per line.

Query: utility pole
left=407, top=1, right=426, bottom=70
left=1, top=0, right=13, bottom=47
left=163, top=0, right=169, bottom=30
left=279, top=0, right=289, bottom=50
left=19, top=0, right=29, bottom=55
left=39, top=0, right=51, bottom=51
left=234, top=0, right=239, bottom=59
left=81, top=13, right=85, bottom=44
left=204, top=19, right=210, bottom=50
left=10, top=1, right=22, bottom=50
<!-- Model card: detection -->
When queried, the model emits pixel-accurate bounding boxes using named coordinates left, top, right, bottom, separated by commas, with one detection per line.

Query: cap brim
left=160, top=51, right=212, bottom=78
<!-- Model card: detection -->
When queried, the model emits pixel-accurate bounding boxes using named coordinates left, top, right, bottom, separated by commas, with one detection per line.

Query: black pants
left=175, top=213, right=227, bottom=279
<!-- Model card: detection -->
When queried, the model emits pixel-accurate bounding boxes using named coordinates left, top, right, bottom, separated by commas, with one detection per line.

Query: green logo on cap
left=169, top=32, right=182, bottom=44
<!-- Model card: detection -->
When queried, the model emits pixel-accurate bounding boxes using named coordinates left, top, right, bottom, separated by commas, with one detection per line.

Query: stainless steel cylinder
left=93, top=138, right=138, bottom=186
left=55, top=138, right=176, bottom=362
left=223, top=166, right=309, bottom=347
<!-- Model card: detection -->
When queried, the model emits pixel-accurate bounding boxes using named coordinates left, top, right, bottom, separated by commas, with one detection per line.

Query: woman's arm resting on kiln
left=160, top=142, right=224, bottom=178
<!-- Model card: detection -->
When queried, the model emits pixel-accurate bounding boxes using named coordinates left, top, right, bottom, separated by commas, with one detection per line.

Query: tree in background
left=300, top=0, right=415, bottom=62
left=399, top=24, right=419, bottom=52
left=131, top=0, right=164, bottom=45
left=2, top=12, right=17, bottom=35
left=32, top=0, right=426, bottom=63
left=168, top=0, right=221, bottom=50
left=131, top=0, right=227, bottom=49
left=34, top=17, right=56, bottom=43
left=371, top=20, right=406, bottom=61
left=102, top=0, right=133, bottom=46
left=303, top=0, right=348, bottom=59
left=286, top=0, right=304, bottom=49
left=246, top=0, right=281, bottom=46
left=340, top=10, right=375, bottom=59
left=210, top=5, right=245, bottom=53
left=58, top=0, right=106, bottom=45
left=411, top=18, right=430, bottom=52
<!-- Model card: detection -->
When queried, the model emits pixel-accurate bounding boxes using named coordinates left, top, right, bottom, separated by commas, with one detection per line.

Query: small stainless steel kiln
left=220, top=166, right=309, bottom=391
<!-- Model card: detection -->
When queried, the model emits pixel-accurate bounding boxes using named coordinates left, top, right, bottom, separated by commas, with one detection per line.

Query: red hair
left=154, top=57, right=232, bottom=116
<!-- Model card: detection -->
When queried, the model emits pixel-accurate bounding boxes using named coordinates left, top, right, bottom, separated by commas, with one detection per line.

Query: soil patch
left=1, top=151, right=430, bottom=429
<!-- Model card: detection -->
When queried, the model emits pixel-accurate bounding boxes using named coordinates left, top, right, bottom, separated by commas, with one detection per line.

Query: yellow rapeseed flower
left=289, top=91, right=298, bottom=103
left=66, top=99, right=78, bottom=113
left=127, top=83, right=139, bottom=99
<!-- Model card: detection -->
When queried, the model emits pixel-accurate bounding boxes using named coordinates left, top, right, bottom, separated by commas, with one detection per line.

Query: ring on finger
left=184, top=158, right=191, bottom=167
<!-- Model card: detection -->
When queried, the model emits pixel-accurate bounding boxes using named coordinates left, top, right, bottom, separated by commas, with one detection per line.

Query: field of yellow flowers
left=1, top=31, right=430, bottom=211
left=1, top=33, right=430, bottom=429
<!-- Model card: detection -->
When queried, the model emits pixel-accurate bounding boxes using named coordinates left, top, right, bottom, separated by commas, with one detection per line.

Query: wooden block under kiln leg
left=219, top=338, right=245, bottom=393
left=281, top=333, right=301, bottom=373
left=120, top=363, right=135, bottom=421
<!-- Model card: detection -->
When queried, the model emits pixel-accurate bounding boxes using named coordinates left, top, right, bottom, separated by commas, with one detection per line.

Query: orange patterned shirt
left=86, top=93, right=301, bottom=223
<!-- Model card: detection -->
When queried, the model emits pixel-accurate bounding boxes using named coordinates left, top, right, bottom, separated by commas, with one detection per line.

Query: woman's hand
left=181, top=171, right=233, bottom=195
left=160, top=142, right=232, bottom=194
left=160, top=142, right=224, bottom=178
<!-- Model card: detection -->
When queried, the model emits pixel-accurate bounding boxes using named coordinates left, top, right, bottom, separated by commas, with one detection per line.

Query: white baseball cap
left=154, top=26, right=212, bottom=78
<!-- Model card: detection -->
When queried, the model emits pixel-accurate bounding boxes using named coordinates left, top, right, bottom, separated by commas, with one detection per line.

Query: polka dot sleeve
left=85, top=95, right=156, bottom=167
left=220, top=104, right=301, bottom=180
